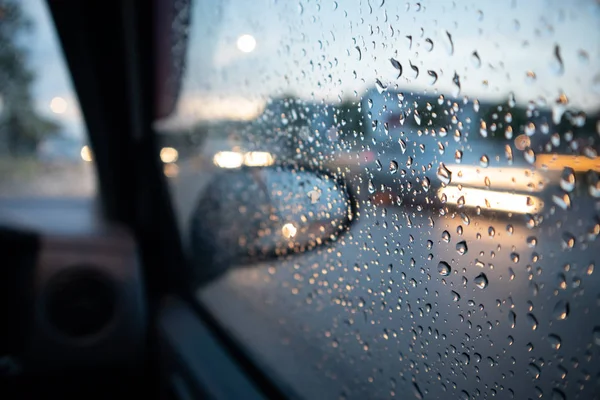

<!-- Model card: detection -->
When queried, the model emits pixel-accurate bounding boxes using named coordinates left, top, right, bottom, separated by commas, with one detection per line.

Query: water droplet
left=553, top=300, right=569, bottom=320
left=398, top=138, right=407, bottom=153
left=548, top=334, right=561, bottom=350
left=451, top=290, right=461, bottom=302
left=375, top=79, right=387, bottom=94
left=551, top=389, right=566, bottom=400
left=524, top=122, right=536, bottom=136
left=508, top=311, right=516, bottom=328
left=557, top=273, right=567, bottom=290
left=409, top=60, right=419, bottom=78
left=442, top=230, right=451, bottom=243
left=412, top=382, right=423, bottom=399
left=505, top=145, right=513, bottom=163
left=474, top=273, right=488, bottom=289
left=460, top=352, right=470, bottom=365
left=560, top=167, right=575, bottom=192
left=375, top=159, right=383, bottom=171
left=589, top=171, right=600, bottom=197
left=457, top=195, right=465, bottom=208
left=593, top=327, right=600, bottom=346
left=389, top=160, right=398, bottom=174
left=471, top=51, right=481, bottom=68
left=584, top=145, right=597, bottom=158
left=528, top=363, right=541, bottom=379
left=437, top=141, right=445, bottom=155
left=479, top=121, right=488, bottom=137
left=368, top=179, right=376, bottom=194
left=427, top=70, right=438, bottom=85
left=452, top=72, right=461, bottom=96
left=525, top=70, right=537, bottom=83
left=421, top=177, right=430, bottom=192
left=389, top=58, right=402, bottom=78
left=355, top=46, right=362, bottom=61
left=561, top=232, right=575, bottom=249
left=527, top=313, right=538, bottom=330
left=414, top=110, right=422, bottom=125
left=436, top=163, right=452, bottom=185
left=455, top=150, right=463, bottom=163
left=456, top=241, right=468, bottom=255
left=510, top=252, right=520, bottom=263
left=526, top=236, right=537, bottom=248
left=444, top=31, right=454, bottom=55
left=438, top=261, right=451, bottom=276
left=424, top=37, right=434, bottom=51
left=479, top=154, right=489, bottom=167
left=552, top=192, right=571, bottom=210
left=550, top=44, right=564, bottom=75
left=524, top=148, right=536, bottom=164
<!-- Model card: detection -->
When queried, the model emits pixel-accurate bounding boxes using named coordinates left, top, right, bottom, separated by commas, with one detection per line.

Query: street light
left=236, top=34, right=256, bottom=53
left=50, top=96, right=68, bottom=114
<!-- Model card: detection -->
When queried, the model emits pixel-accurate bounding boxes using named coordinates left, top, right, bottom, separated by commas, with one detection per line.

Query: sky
left=172, top=0, right=600, bottom=127
left=16, top=0, right=600, bottom=134
left=20, top=0, right=85, bottom=139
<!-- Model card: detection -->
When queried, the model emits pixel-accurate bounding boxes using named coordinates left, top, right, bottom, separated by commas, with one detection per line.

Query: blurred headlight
left=80, top=145, right=93, bottom=162
left=214, top=151, right=244, bottom=169
left=244, top=151, right=274, bottom=167
left=438, top=186, right=544, bottom=214
left=160, top=147, right=179, bottom=163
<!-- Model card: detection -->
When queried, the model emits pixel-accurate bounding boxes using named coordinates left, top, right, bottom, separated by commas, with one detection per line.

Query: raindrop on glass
left=456, top=241, right=468, bottom=255
left=389, top=58, right=402, bottom=78
left=548, top=334, right=561, bottom=350
left=471, top=51, right=481, bottom=68
left=436, top=163, right=452, bottom=185
left=528, top=363, right=541, bottom=379
left=451, top=290, right=461, bottom=302
left=524, top=148, right=536, bottom=164
left=479, top=155, right=489, bottom=167
left=559, top=167, right=575, bottom=192
left=442, top=230, right=451, bottom=243
left=552, top=300, right=569, bottom=320
left=508, top=311, right=516, bottom=328
left=438, top=261, right=451, bottom=276
left=527, top=313, right=538, bottom=331
left=474, top=273, right=488, bottom=289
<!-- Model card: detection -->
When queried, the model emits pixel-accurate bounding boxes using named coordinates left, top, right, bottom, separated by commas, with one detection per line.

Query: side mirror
left=189, top=166, right=354, bottom=281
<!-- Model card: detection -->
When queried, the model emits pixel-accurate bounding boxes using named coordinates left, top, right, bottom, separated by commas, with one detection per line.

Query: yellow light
left=244, top=151, right=274, bottom=167
left=50, top=97, right=68, bottom=114
left=444, top=165, right=546, bottom=192
left=80, top=145, right=93, bottom=162
left=535, top=154, right=600, bottom=172
left=281, top=222, right=298, bottom=238
left=160, top=147, right=179, bottom=163
left=236, top=34, right=256, bottom=53
left=438, top=186, right=544, bottom=214
left=213, top=151, right=244, bottom=169
left=164, top=163, right=179, bottom=178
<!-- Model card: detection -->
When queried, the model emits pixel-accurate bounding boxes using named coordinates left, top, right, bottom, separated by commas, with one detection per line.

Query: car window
left=0, top=0, right=95, bottom=198
left=158, top=1, right=600, bottom=398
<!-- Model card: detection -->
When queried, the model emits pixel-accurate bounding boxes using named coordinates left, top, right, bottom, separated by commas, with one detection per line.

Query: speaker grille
left=44, top=268, right=117, bottom=339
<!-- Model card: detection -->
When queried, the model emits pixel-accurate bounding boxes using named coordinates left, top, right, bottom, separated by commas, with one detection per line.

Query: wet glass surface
left=158, top=0, right=600, bottom=398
